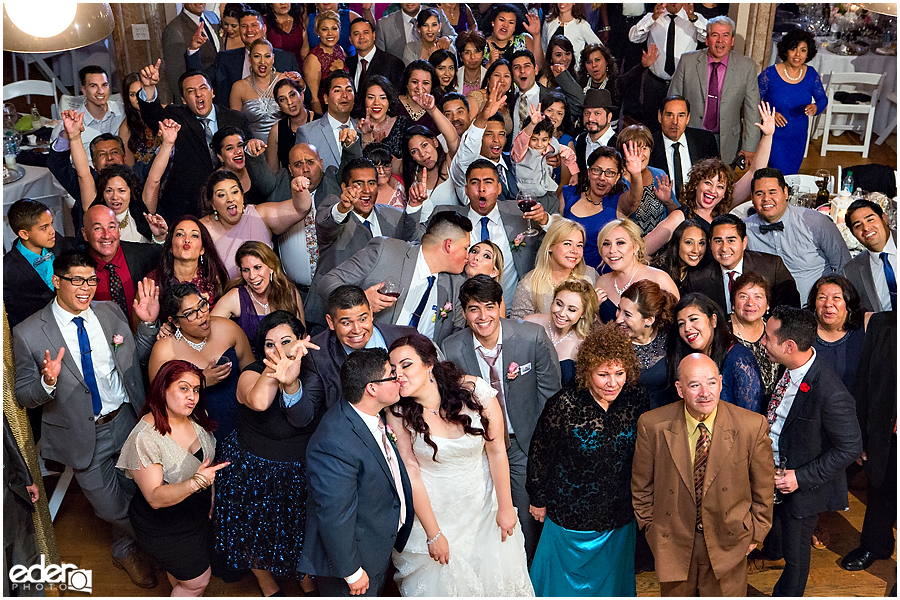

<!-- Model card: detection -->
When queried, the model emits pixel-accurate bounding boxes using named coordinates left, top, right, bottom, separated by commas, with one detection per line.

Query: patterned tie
left=378, top=419, right=407, bottom=529
left=767, top=370, right=791, bottom=426
left=517, top=93, right=529, bottom=125
left=105, top=263, right=129, bottom=318
left=409, top=275, right=435, bottom=328
left=33, top=251, right=54, bottom=266
left=304, top=212, right=318, bottom=278
left=409, top=17, right=420, bottom=41
left=881, top=252, right=896, bottom=310
left=480, top=216, right=490, bottom=242
left=497, top=163, right=510, bottom=200
left=475, top=345, right=511, bottom=448
left=671, top=142, right=684, bottom=201
left=73, top=316, right=103, bottom=415
left=703, top=62, right=721, bottom=131
left=665, top=14, right=677, bottom=77
left=694, top=422, right=710, bottom=527
left=200, top=117, right=215, bottom=161
left=359, top=58, right=368, bottom=83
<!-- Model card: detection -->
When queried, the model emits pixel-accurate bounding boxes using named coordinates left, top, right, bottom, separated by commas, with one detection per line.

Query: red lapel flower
left=799, top=383, right=810, bottom=393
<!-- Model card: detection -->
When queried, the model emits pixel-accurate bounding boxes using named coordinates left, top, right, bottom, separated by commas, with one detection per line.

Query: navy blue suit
left=298, top=400, right=414, bottom=596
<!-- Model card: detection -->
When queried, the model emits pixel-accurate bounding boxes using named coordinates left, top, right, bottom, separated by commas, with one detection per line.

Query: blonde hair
left=530, top=218, right=591, bottom=308
left=597, top=218, right=648, bottom=266
left=315, top=9, right=341, bottom=32
left=469, top=240, right=504, bottom=283
left=553, top=278, right=599, bottom=339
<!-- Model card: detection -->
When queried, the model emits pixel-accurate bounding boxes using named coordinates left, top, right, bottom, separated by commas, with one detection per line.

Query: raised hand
left=482, top=79, right=507, bottom=118
left=194, top=457, right=230, bottom=484
left=133, top=277, right=161, bottom=323
left=524, top=12, right=540, bottom=36
left=338, top=126, right=358, bottom=147
left=140, top=59, right=162, bottom=89
left=527, top=103, right=543, bottom=127
left=41, top=348, right=65, bottom=387
left=684, top=3, right=696, bottom=19
left=283, top=71, right=305, bottom=88
left=654, top=173, right=676, bottom=210
left=358, top=109, right=375, bottom=136
left=339, top=182, right=359, bottom=212
left=159, top=119, right=181, bottom=145
left=144, top=213, right=169, bottom=239
left=622, top=140, right=644, bottom=176
left=756, top=101, right=776, bottom=137
left=61, top=110, right=85, bottom=139
left=364, top=281, right=398, bottom=313
left=550, top=63, right=566, bottom=78
left=642, top=44, right=660, bottom=68
left=263, top=336, right=318, bottom=386
left=291, top=175, right=311, bottom=193
left=407, top=168, right=428, bottom=207
left=245, top=138, right=267, bottom=156
left=489, top=43, right=501, bottom=66
left=414, top=91, right=436, bottom=112
left=652, top=3, right=666, bottom=20
left=189, top=19, right=208, bottom=51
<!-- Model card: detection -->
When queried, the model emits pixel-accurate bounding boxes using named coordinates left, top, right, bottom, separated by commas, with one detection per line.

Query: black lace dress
left=634, top=330, right=670, bottom=410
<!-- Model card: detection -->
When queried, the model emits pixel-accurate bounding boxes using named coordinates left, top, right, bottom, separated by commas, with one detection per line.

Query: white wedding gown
left=392, top=379, right=534, bottom=597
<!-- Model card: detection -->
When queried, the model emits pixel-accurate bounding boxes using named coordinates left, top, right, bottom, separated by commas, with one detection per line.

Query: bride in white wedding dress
left=385, top=334, right=534, bottom=597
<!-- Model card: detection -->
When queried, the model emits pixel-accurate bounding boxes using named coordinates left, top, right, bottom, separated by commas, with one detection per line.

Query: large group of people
left=4, top=2, right=895, bottom=598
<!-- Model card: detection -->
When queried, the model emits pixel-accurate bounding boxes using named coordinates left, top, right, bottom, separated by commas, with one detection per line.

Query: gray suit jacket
left=295, top=116, right=358, bottom=173
left=441, top=318, right=561, bottom=454
left=842, top=231, right=897, bottom=312
left=668, top=50, right=761, bottom=164
left=316, top=237, right=466, bottom=345
left=424, top=203, right=544, bottom=283
left=162, top=10, right=220, bottom=103
left=375, top=8, right=457, bottom=61
left=13, top=301, right=156, bottom=470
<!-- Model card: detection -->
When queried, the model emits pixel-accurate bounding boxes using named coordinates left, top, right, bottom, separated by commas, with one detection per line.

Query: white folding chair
left=784, top=174, right=820, bottom=192
left=819, top=71, right=884, bottom=158
left=875, top=92, right=897, bottom=146
left=2, top=78, right=60, bottom=119
left=59, top=92, right=123, bottom=112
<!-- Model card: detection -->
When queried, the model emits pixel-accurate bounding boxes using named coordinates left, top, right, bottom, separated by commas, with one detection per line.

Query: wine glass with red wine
left=379, top=277, right=401, bottom=298
left=517, top=192, right=540, bottom=237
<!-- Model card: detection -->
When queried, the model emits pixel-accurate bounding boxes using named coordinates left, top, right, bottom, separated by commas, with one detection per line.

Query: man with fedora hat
left=574, top=89, right=617, bottom=175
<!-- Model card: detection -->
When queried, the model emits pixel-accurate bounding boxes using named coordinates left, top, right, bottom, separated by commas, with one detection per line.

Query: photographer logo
left=9, top=555, right=92, bottom=593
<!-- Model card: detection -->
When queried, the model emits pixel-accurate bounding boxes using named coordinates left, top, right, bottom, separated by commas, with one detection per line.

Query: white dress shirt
left=541, top=18, right=601, bottom=70
left=583, top=126, right=616, bottom=162
left=278, top=202, right=318, bottom=287
left=868, top=237, right=897, bottom=312
left=720, top=258, right=744, bottom=314
left=769, top=350, right=817, bottom=461
left=472, top=324, right=514, bottom=433
left=354, top=47, right=377, bottom=90
left=395, top=250, right=439, bottom=340
left=43, top=300, right=128, bottom=416
left=662, top=132, right=692, bottom=188
left=466, top=205, right=519, bottom=305
left=50, top=100, right=125, bottom=168
left=326, top=113, right=353, bottom=155
left=628, top=8, right=706, bottom=81
left=330, top=204, right=384, bottom=238
left=402, top=9, right=420, bottom=44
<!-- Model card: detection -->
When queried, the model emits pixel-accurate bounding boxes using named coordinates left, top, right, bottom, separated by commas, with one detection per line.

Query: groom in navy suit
left=299, top=348, right=414, bottom=596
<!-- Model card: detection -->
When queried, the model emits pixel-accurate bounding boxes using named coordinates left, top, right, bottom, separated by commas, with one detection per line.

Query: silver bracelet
left=426, top=529, right=443, bottom=546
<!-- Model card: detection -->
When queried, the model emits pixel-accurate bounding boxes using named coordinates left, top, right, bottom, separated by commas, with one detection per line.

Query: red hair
left=139, top=360, right=217, bottom=435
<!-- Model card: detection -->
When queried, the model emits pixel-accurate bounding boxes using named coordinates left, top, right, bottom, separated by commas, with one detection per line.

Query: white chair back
left=819, top=70, right=885, bottom=158
left=2, top=78, right=60, bottom=119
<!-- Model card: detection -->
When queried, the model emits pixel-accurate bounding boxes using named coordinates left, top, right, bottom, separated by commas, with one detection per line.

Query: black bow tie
left=759, top=221, right=785, bottom=234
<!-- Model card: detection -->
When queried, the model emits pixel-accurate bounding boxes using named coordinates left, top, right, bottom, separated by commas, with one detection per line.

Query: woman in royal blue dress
left=758, top=28, right=827, bottom=175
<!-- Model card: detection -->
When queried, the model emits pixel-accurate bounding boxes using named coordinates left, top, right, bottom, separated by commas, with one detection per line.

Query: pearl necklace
left=548, top=321, right=574, bottom=347
left=613, top=265, right=639, bottom=296
left=175, top=328, right=208, bottom=352
left=248, top=288, right=269, bottom=314
left=783, top=64, right=805, bottom=82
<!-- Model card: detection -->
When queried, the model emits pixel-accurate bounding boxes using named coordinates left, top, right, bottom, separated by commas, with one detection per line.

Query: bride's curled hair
left=389, top=334, right=491, bottom=461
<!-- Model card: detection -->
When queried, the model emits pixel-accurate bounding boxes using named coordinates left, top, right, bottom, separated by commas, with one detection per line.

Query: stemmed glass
left=3, top=103, right=18, bottom=132
left=516, top=192, right=540, bottom=237
left=379, top=277, right=401, bottom=299
left=773, top=456, right=787, bottom=504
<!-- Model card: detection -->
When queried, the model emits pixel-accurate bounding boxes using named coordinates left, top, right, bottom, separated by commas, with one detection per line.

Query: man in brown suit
left=632, top=353, right=774, bottom=596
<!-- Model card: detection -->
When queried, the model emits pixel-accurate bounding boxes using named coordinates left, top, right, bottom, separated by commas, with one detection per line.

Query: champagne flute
left=517, top=192, right=540, bottom=237
left=773, top=456, right=787, bottom=504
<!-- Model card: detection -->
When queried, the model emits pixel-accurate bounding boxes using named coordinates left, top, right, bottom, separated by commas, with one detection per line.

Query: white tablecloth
left=769, top=37, right=897, bottom=134
left=2, top=164, right=70, bottom=252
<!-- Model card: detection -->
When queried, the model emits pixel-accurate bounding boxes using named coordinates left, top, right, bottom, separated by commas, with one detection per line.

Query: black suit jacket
left=298, top=399, right=414, bottom=582
left=684, top=250, right=801, bottom=314
left=346, top=48, right=405, bottom=91
left=649, top=128, right=720, bottom=199
left=853, top=311, right=896, bottom=488
left=121, top=241, right=163, bottom=286
left=3, top=236, right=81, bottom=330
left=184, top=46, right=301, bottom=106
left=778, top=357, right=863, bottom=519
left=138, top=97, right=251, bottom=222
left=287, top=323, right=417, bottom=427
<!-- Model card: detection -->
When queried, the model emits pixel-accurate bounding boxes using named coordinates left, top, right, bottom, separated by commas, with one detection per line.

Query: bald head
left=288, top=143, right=324, bottom=189
left=676, top=353, right=722, bottom=421
left=82, top=205, right=121, bottom=261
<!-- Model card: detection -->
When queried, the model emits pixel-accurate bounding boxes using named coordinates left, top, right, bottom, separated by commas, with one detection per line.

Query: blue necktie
left=881, top=252, right=896, bottom=310
left=480, top=216, right=490, bottom=242
left=409, top=276, right=436, bottom=328
left=73, top=316, right=103, bottom=415
left=363, top=219, right=372, bottom=234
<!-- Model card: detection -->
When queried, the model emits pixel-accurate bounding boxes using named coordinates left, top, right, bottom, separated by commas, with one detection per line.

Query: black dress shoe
left=840, top=547, right=889, bottom=571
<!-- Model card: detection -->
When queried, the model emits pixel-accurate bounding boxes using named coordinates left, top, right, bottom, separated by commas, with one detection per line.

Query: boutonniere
left=799, top=383, right=810, bottom=393
left=385, top=424, right=398, bottom=445
left=510, top=233, right=526, bottom=252
left=111, top=334, right=124, bottom=355
left=438, top=302, right=452, bottom=320
left=507, top=362, right=520, bottom=381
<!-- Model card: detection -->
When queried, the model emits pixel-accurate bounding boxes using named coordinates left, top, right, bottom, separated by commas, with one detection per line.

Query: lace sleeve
left=809, top=67, right=828, bottom=113
left=115, top=422, right=163, bottom=476
left=721, top=344, right=763, bottom=413
left=525, top=388, right=568, bottom=508
left=509, top=273, right=535, bottom=319
left=758, top=67, right=771, bottom=102
left=470, top=377, right=498, bottom=406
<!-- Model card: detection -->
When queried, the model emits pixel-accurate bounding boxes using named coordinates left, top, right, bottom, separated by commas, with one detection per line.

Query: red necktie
left=359, top=58, right=368, bottom=83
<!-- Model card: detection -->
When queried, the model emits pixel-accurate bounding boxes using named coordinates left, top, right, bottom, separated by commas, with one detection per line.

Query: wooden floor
left=48, top=470, right=895, bottom=597
left=795, top=131, right=896, bottom=177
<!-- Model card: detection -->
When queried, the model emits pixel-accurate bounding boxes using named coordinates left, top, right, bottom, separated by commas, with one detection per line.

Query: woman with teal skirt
left=526, top=322, right=647, bottom=596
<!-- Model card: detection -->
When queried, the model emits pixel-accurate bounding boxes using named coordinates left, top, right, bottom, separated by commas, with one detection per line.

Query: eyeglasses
left=370, top=370, right=398, bottom=384
left=59, top=275, right=100, bottom=287
left=589, top=167, right=619, bottom=178
left=178, top=298, right=211, bottom=321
